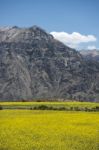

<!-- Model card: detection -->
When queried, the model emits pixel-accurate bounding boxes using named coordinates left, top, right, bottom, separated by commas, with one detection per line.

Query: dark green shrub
left=58, top=107, right=66, bottom=111
left=48, top=106, right=53, bottom=110
left=95, top=106, right=99, bottom=111
left=0, top=105, right=3, bottom=110
left=30, top=107, right=33, bottom=110
left=37, top=105, right=49, bottom=110
left=74, top=107, right=81, bottom=111
left=70, top=107, right=73, bottom=111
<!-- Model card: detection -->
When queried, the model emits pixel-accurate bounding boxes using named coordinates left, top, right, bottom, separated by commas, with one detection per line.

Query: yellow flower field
left=0, top=110, right=99, bottom=150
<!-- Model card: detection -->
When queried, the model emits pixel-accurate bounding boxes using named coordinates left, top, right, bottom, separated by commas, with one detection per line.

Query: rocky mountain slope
left=0, top=26, right=99, bottom=101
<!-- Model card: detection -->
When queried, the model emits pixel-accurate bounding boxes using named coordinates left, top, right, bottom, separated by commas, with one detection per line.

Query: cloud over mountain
left=87, top=45, right=96, bottom=50
left=50, top=31, right=97, bottom=49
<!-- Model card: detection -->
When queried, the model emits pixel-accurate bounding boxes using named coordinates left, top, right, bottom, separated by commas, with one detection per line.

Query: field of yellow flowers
left=0, top=108, right=99, bottom=150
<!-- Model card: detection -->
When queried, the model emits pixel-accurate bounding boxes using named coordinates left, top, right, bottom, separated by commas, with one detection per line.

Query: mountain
left=0, top=26, right=99, bottom=102
left=80, top=49, right=99, bottom=61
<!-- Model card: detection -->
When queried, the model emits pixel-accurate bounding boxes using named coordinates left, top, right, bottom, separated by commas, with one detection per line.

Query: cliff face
left=0, top=26, right=99, bottom=101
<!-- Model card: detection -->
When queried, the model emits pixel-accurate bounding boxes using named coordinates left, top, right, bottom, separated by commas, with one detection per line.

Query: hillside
left=0, top=26, right=99, bottom=101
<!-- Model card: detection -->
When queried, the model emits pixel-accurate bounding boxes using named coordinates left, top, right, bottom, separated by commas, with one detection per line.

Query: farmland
left=0, top=102, right=99, bottom=150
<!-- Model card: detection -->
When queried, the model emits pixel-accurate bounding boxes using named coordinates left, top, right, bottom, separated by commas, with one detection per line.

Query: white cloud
left=87, top=45, right=96, bottom=50
left=50, top=31, right=97, bottom=49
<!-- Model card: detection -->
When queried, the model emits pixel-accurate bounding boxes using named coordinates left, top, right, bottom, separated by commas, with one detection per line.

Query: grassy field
left=0, top=109, right=99, bottom=150
left=0, top=101, right=99, bottom=111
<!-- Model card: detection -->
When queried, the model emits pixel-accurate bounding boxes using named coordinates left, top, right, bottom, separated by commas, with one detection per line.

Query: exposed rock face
left=0, top=26, right=99, bottom=101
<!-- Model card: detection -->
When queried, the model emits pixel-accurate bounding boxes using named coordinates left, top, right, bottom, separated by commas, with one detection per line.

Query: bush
left=95, top=106, right=99, bottom=111
left=0, top=105, right=3, bottom=110
left=58, top=107, right=66, bottom=111
left=36, top=105, right=49, bottom=110
left=74, top=107, right=81, bottom=111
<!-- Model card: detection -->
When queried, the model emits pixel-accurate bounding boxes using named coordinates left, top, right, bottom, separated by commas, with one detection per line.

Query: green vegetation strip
left=0, top=102, right=99, bottom=111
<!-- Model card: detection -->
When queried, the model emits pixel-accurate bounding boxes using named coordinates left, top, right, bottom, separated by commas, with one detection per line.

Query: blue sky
left=0, top=0, right=99, bottom=50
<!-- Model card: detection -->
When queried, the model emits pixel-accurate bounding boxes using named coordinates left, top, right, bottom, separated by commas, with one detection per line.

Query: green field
left=0, top=108, right=99, bottom=150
